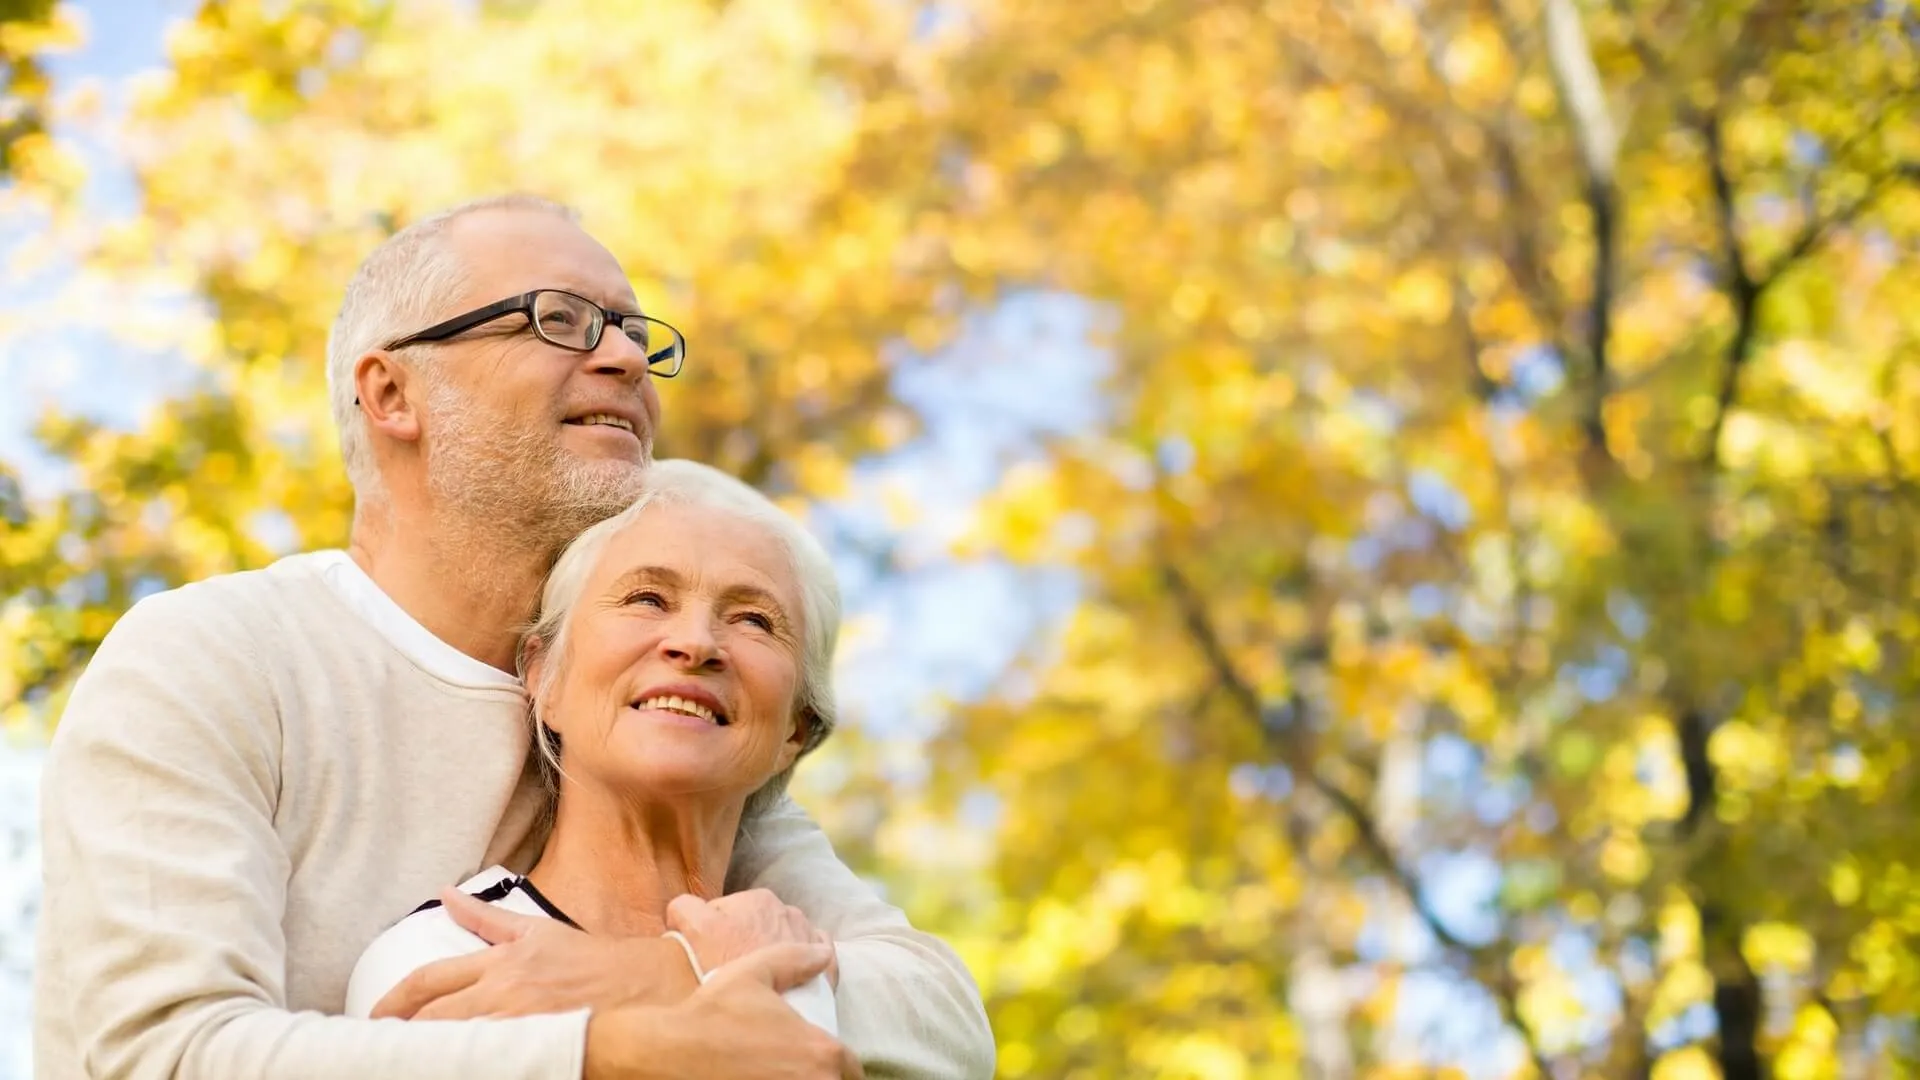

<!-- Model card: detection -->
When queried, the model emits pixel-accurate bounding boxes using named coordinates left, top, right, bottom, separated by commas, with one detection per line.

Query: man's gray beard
left=427, top=390, right=650, bottom=558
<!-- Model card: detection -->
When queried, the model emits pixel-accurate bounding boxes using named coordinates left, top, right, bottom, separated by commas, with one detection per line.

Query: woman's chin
left=592, top=759, right=761, bottom=804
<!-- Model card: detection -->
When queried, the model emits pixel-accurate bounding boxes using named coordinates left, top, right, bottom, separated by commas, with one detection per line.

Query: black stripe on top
left=407, top=876, right=583, bottom=930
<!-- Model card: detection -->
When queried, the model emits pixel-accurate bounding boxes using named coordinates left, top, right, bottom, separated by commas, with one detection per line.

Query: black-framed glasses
left=384, top=288, right=686, bottom=377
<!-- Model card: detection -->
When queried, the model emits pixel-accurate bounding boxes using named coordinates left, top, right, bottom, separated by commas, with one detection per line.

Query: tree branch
left=1486, top=120, right=1574, bottom=346
left=1156, top=556, right=1555, bottom=1079
left=1875, top=356, right=1916, bottom=501
left=1758, top=162, right=1920, bottom=290
left=1541, top=0, right=1621, bottom=465
left=1452, top=270, right=1501, bottom=403
left=1697, top=106, right=1763, bottom=469
left=1413, top=2, right=1577, bottom=377
left=1700, top=112, right=1920, bottom=467
left=1606, top=0, right=1674, bottom=89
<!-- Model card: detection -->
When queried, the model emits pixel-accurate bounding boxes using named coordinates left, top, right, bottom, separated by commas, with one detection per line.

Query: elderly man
left=33, top=195, right=994, bottom=1080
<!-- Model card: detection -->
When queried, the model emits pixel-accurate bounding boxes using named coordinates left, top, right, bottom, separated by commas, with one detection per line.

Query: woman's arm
left=729, top=797, right=996, bottom=1080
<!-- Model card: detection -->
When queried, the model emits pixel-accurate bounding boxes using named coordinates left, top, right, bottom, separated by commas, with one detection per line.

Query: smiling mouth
left=566, top=413, right=636, bottom=433
left=632, top=694, right=729, bottom=726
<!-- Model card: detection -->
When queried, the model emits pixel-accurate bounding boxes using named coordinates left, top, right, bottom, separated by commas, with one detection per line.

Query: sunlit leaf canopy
left=5, top=0, right=1920, bottom=1076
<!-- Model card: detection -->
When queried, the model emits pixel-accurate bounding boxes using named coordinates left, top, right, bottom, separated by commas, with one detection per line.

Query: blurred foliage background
left=5, top=0, right=1920, bottom=1077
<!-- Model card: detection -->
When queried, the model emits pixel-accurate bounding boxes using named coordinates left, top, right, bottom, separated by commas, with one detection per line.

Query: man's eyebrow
left=556, top=283, right=643, bottom=314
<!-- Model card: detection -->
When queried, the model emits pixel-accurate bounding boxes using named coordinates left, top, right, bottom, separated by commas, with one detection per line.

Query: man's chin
left=561, top=422, right=651, bottom=463
left=552, top=458, right=650, bottom=517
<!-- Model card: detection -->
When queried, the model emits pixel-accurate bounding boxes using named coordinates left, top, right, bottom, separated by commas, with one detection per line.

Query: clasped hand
left=372, top=888, right=858, bottom=1078
left=373, top=887, right=833, bottom=1020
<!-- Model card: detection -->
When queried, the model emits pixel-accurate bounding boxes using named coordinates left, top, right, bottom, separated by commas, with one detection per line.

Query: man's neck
left=346, top=500, right=554, bottom=673
left=527, top=788, right=740, bottom=937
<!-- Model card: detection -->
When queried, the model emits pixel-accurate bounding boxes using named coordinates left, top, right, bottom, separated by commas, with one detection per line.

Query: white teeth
left=575, top=413, right=634, bottom=432
left=634, top=695, right=717, bottom=723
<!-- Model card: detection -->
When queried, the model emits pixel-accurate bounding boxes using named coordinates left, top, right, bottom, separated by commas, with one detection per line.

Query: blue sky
left=0, top=1, right=200, bottom=497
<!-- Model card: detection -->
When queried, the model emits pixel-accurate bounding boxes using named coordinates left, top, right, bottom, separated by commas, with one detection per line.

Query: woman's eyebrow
left=725, top=584, right=792, bottom=621
left=606, top=566, right=684, bottom=595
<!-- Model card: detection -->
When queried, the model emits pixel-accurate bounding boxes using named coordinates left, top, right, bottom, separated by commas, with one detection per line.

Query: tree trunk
left=1676, top=708, right=1766, bottom=1079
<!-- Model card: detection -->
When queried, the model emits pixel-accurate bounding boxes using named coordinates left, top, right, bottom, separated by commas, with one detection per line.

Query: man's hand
left=587, top=943, right=862, bottom=1080
left=372, top=887, right=699, bottom=1020
left=668, top=889, right=840, bottom=987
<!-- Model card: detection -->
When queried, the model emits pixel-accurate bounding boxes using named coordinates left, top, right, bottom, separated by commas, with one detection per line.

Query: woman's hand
left=668, top=889, right=839, bottom=986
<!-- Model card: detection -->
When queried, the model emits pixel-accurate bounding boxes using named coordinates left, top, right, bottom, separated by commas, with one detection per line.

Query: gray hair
left=518, top=459, right=842, bottom=821
left=325, top=194, right=581, bottom=499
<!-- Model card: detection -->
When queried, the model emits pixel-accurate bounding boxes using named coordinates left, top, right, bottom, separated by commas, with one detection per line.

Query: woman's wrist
left=616, top=935, right=701, bottom=1006
left=661, top=929, right=711, bottom=983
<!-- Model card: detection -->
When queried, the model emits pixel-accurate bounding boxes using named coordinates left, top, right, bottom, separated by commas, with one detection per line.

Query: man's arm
left=731, top=797, right=996, bottom=1079
left=41, top=587, right=861, bottom=1080
left=36, top=588, right=588, bottom=1080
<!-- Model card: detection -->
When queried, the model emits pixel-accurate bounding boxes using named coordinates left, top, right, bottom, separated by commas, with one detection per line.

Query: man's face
left=413, top=209, right=665, bottom=541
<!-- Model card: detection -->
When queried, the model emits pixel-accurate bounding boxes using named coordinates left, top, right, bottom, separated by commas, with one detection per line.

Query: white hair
left=325, top=194, right=581, bottom=499
left=519, top=459, right=842, bottom=820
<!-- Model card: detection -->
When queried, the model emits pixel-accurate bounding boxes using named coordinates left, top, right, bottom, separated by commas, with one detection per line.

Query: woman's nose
left=659, top=615, right=723, bottom=669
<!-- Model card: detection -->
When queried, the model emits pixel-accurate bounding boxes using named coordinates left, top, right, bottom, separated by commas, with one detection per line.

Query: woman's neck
left=524, top=787, right=740, bottom=937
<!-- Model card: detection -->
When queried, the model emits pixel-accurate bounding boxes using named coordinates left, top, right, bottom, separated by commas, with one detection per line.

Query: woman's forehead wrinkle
left=585, top=509, right=804, bottom=615
left=603, top=564, right=685, bottom=596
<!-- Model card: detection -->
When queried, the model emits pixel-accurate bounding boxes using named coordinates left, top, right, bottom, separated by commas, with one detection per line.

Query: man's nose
left=583, top=325, right=650, bottom=382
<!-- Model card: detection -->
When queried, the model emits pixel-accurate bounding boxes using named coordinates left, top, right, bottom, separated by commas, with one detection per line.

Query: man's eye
left=542, top=310, right=579, bottom=328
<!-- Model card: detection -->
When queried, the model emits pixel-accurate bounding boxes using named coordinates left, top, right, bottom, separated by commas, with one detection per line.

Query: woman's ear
left=774, top=706, right=813, bottom=772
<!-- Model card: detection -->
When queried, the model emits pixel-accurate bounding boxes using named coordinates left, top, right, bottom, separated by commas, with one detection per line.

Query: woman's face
left=535, top=500, right=809, bottom=809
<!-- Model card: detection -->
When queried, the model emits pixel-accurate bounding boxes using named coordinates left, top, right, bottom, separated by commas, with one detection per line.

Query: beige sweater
left=34, top=551, right=992, bottom=1080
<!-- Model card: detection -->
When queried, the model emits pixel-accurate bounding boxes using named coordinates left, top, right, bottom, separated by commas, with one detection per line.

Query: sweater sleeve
left=35, top=589, right=588, bottom=1080
left=732, top=796, right=995, bottom=1079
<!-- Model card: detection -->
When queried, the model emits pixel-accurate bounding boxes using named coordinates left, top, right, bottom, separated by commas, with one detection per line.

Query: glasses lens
left=531, top=291, right=601, bottom=350
left=620, top=317, right=685, bottom=378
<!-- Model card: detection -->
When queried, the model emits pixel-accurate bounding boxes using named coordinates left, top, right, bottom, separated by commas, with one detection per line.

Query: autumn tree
left=911, top=0, right=1920, bottom=1076
left=1, top=0, right=149, bottom=728
left=2, top=0, right=946, bottom=727
left=7, top=1, right=1920, bottom=1078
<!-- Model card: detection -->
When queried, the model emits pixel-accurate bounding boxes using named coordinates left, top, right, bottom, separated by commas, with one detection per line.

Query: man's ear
left=521, top=635, right=545, bottom=686
left=354, top=350, right=423, bottom=445
left=522, top=637, right=552, bottom=724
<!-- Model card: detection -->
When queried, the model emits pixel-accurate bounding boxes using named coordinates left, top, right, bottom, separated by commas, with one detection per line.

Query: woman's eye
left=739, top=612, right=774, bottom=631
left=623, top=590, right=666, bottom=608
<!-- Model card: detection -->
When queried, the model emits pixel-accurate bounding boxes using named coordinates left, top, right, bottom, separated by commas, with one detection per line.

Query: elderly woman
left=344, top=459, right=843, bottom=1031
